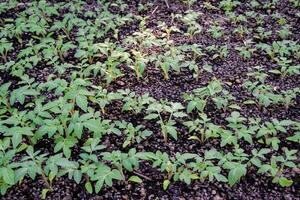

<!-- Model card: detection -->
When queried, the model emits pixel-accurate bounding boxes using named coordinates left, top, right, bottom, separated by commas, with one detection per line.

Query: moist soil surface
left=1, top=0, right=300, bottom=199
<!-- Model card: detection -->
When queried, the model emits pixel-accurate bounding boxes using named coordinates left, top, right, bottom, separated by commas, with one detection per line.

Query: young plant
left=12, top=147, right=52, bottom=191
left=190, top=149, right=227, bottom=183
left=54, top=136, right=78, bottom=158
left=235, top=40, right=256, bottom=59
left=129, top=50, right=149, bottom=81
left=183, top=79, right=223, bottom=113
left=219, top=0, right=241, bottom=12
left=277, top=25, right=292, bottom=39
left=220, top=148, right=249, bottom=186
left=0, top=38, right=13, bottom=63
left=212, top=90, right=238, bottom=112
left=269, top=57, right=300, bottom=78
left=50, top=13, right=84, bottom=40
left=243, top=80, right=278, bottom=108
left=89, top=163, right=123, bottom=193
left=0, top=82, right=11, bottom=115
left=280, top=88, right=300, bottom=109
left=124, top=17, right=166, bottom=53
left=64, top=78, right=94, bottom=112
left=144, top=101, right=187, bottom=143
left=180, top=44, right=206, bottom=80
left=115, top=121, right=153, bottom=148
left=0, top=138, right=16, bottom=195
left=9, top=76, right=40, bottom=106
left=225, top=111, right=257, bottom=145
left=257, top=148, right=297, bottom=187
left=178, top=10, right=202, bottom=39
left=119, top=89, right=155, bottom=114
left=249, top=148, right=271, bottom=168
left=101, top=148, right=140, bottom=179
left=90, top=86, right=122, bottom=114
left=182, top=0, right=197, bottom=9
left=233, top=25, right=249, bottom=39
left=206, top=45, right=229, bottom=60
left=184, top=113, right=220, bottom=142
left=287, top=122, right=300, bottom=143
left=42, top=36, right=76, bottom=64
left=254, top=27, right=272, bottom=41
left=256, top=119, right=294, bottom=150
left=158, top=21, right=181, bottom=41
left=207, top=24, right=224, bottom=39
left=100, top=49, right=128, bottom=84
left=141, top=151, right=199, bottom=189
left=155, top=47, right=185, bottom=80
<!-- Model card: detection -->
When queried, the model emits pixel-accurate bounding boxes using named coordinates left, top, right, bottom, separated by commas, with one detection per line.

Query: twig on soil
left=133, top=170, right=152, bottom=181
left=164, top=0, right=170, bottom=9
left=151, top=6, right=159, bottom=15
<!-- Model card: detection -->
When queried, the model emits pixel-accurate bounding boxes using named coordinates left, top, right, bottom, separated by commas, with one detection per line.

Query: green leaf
left=279, top=120, right=294, bottom=126
left=188, top=135, right=201, bottom=142
left=173, top=112, right=188, bottom=118
left=92, top=165, right=123, bottom=193
left=128, top=175, right=143, bottom=183
left=122, top=140, right=131, bottom=148
left=122, top=160, right=133, bottom=171
left=166, top=125, right=177, bottom=140
left=85, top=181, right=93, bottom=194
left=84, top=119, right=101, bottom=133
left=76, top=95, right=88, bottom=111
left=243, top=100, right=256, bottom=105
left=95, top=179, right=104, bottom=193
left=250, top=157, right=261, bottom=167
left=171, top=102, right=185, bottom=110
left=41, top=189, right=49, bottom=199
left=73, top=170, right=82, bottom=184
left=163, top=179, right=170, bottom=190
left=56, top=159, right=77, bottom=168
left=215, top=174, right=228, bottom=182
left=227, top=165, right=246, bottom=186
left=220, top=131, right=237, bottom=147
left=111, top=169, right=123, bottom=180
left=2, top=167, right=15, bottom=185
left=187, top=101, right=197, bottom=113
left=203, top=64, right=213, bottom=72
left=257, top=164, right=272, bottom=174
left=229, top=104, right=241, bottom=110
left=287, top=132, right=300, bottom=143
left=278, top=177, right=293, bottom=187
left=144, top=114, right=159, bottom=120
left=269, top=69, right=281, bottom=74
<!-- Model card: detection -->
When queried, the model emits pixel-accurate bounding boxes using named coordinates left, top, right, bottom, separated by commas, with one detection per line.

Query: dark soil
left=1, top=0, right=300, bottom=199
